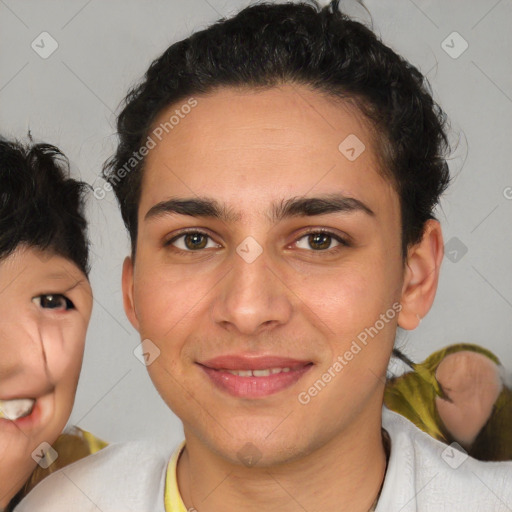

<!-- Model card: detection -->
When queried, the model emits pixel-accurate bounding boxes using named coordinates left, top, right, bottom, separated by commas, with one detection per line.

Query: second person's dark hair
left=0, top=137, right=91, bottom=275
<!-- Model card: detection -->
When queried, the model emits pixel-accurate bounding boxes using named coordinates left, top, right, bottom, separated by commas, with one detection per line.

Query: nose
left=210, top=246, right=293, bottom=336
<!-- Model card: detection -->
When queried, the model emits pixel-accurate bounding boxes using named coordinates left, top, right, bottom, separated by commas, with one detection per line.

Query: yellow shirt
left=164, top=440, right=187, bottom=512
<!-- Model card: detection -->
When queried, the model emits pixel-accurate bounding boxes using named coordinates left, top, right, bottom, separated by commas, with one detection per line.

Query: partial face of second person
left=0, top=246, right=92, bottom=505
left=123, top=84, right=442, bottom=466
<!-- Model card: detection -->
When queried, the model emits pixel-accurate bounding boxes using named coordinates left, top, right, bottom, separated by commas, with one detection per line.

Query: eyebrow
left=144, top=193, right=375, bottom=224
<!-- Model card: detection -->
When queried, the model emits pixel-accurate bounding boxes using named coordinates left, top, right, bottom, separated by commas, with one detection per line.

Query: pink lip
left=198, top=354, right=313, bottom=398
left=200, top=354, right=312, bottom=371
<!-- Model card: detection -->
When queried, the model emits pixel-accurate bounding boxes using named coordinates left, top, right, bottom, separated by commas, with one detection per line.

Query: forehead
left=140, top=85, right=397, bottom=220
left=0, top=246, right=87, bottom=294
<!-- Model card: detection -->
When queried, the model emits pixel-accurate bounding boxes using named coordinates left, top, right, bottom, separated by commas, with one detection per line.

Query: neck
left=178, top=406, right=387, bottom=512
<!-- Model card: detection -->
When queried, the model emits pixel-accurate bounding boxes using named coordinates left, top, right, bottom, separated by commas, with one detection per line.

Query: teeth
left=253, top=369, right=270, bottom=377
left=225, top=367, right=292, bottom=377
left=0, top=399, right=35, bottom=420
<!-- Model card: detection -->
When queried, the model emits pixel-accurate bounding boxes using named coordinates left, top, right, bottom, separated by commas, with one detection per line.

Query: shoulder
left=15, top=438, right=176, bottom=512
left=377, top=407, right=512, bottom=512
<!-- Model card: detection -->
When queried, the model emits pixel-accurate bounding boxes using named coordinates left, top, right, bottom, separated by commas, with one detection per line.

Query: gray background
left=1, top=0, right=511, bottom=446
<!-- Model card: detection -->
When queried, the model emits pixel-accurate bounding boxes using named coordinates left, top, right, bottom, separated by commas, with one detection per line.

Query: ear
left=398, top=219, right=444, bottom=330
left=122, top=256, right=140, bottom=332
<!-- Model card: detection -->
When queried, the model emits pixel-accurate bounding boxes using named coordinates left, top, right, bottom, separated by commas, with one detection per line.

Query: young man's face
left=123, top=85, right=426, bottom=465
left=0, top=246, right=92, bottom=500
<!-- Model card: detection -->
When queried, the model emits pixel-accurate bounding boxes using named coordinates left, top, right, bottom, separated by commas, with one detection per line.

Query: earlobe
left=122, top=256, right=140, bottom=332
left=398, top=219, right=444, bottom=330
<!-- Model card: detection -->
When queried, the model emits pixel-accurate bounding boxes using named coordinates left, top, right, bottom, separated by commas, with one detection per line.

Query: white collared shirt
left=15, top=407, right=512, bottom=512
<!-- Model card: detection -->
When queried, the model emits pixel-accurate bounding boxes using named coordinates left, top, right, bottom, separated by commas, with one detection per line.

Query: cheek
left=296, top=254, right=398, bottom=337
left=133, top=263, right=216, bottom=339
left=41, top=322, right=86, bottom=386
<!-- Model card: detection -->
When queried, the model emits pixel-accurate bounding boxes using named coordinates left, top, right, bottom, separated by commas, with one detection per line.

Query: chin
left=214, top=427, right=303, bottom=465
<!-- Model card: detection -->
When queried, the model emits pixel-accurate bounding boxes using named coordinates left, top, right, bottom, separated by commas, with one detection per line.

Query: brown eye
left=308, top=233, right=332, bottom=250
left=33, top=294, right=75, bottom=311
left=166, top=231, right=220, bottom=251
left=183, top=233, right=208, bottom=250
left=295, top=230, right=348, bottom=252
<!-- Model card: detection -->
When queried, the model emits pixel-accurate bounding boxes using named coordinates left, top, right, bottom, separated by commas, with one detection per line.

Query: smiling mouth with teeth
left=225, top=367, right=292, bottom=377
left=0, top=398, right=36, bottom=421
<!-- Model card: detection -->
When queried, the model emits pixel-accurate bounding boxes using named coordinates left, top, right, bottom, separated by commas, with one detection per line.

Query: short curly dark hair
left=0, top=137, right=91, bottom=276
left=103, top=0, right=450, bottom=259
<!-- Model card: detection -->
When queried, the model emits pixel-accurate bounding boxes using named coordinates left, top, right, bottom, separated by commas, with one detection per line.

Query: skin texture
left=436, top=351, right=503, bottom=446
left=0, top=246, right=92, bottom=508
left=123, top=84, right=443, bottom=512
